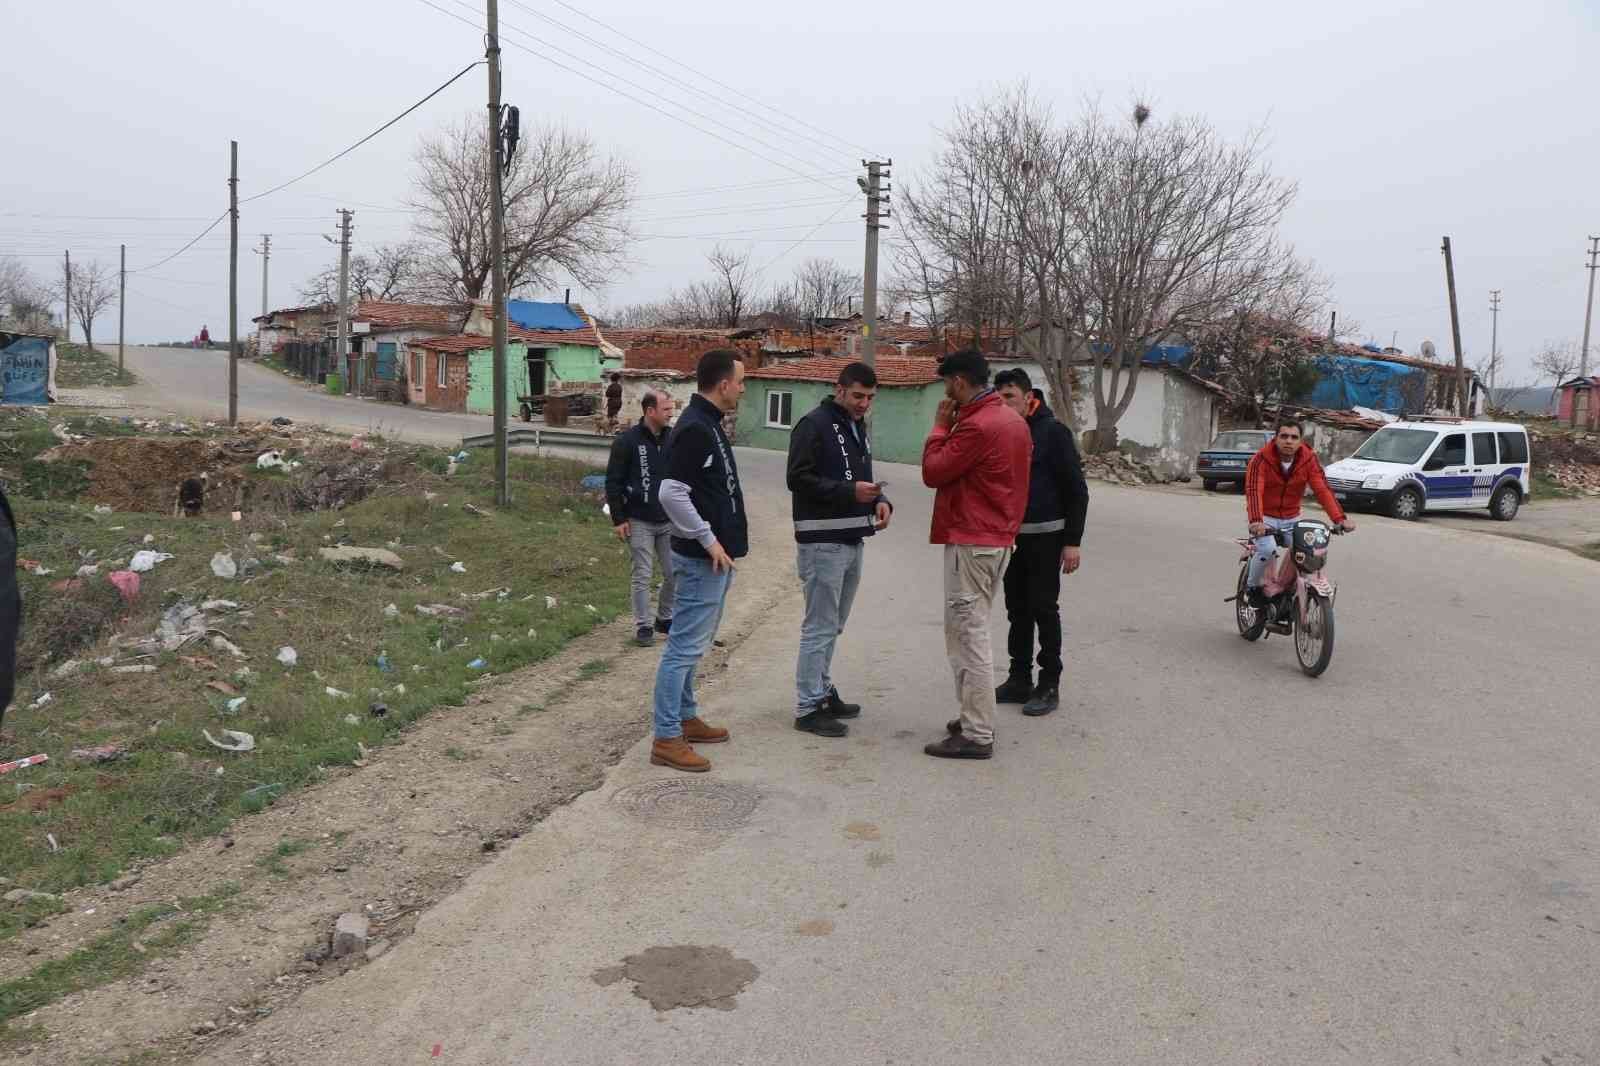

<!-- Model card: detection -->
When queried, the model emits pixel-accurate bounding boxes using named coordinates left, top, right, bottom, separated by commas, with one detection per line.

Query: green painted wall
left=736, top=380, right=944, bottom=465
left=465, top=342, right=528, bottom=415
left=546, top=343, right=604, bottom=384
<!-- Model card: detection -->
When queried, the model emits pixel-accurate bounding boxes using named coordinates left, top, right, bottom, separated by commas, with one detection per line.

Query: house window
left=765, top=389, right=794, bottom=428
left=436, top=352, right=447, bottom=389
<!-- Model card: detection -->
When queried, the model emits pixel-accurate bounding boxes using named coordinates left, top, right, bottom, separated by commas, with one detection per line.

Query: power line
left=127, top=211, right=229, bottom=274
left=241, top=60, right=484, bottom=205
left=637, top=215, right=857, bottom=242
left=636, top=173, right=857, bottom=201
left=756, top=199, right=859, bottom=272
left=502, top=0, right=856, bottom=164
left=414, top=0, right=843, bottom=194
left=544, top=0, right=880, bottom=159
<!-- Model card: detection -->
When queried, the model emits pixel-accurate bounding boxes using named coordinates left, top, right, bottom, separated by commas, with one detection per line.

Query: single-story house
left=349, top=300, right=469, bottom=401
left=1556, top=375, right=1600, bottom=430
left=736, top=355, right=944, bottom=465
left=406, top=300, right=618, bottom=415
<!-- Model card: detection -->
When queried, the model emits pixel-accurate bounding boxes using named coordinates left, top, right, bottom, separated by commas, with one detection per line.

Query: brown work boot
left=681, top=717, right=729, bottom=744
left=650, top=737, right=710, bottom=772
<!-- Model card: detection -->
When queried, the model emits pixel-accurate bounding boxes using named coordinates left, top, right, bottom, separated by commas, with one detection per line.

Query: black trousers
left=1003, top=532, right=1063, bottom=686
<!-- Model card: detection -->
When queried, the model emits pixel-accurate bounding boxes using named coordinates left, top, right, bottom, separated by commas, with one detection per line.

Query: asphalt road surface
left=192, top=443, right=1599, bottom=1066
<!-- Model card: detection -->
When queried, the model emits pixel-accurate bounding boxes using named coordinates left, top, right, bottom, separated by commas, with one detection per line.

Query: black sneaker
left=995, top=675, right=1032, bottom=704
left=924, top=734, right=993, bottom=760
left=634, top=625, right=655, bottom=647
left=820, top=688, right=861, bottom=719
left=654, top=617, right=672, bottom=634
left=1022, top=685, right=1059, bottom=717
left=795, top=710, right=848, bottom=737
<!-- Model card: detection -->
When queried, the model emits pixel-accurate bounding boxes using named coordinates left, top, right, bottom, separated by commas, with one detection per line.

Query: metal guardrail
left=459, top=426, right=612, bottom=451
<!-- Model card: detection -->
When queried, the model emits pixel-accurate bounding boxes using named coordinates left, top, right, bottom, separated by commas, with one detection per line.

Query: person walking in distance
left=786, top=361, right=893, bottom=739
left=919, top=350, right=1032, bottom=760
left=993, top=371, right=1088, bottom=718
left=605, top=373, right=624, bottom=431
left=606, top=388, right=678, bottom=647
left=649, top=350, right=748, bottom=772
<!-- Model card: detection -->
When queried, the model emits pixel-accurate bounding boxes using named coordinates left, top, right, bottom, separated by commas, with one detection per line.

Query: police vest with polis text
left=789, top=398, right=880, bottom=544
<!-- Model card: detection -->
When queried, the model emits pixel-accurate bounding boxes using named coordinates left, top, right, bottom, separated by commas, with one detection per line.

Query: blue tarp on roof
left=506, top=300, right=585, bottom=332
left=1307, top=354, right=1423, bottom=414
left=1087, top=341, right=1194, bottom=368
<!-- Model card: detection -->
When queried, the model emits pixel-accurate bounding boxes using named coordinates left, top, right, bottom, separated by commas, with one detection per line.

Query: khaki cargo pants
left=944, top=544, right=1011, bottom=745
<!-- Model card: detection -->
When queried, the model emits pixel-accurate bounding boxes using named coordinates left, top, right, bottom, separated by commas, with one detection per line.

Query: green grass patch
left=578, top=658, right=612, bottom=679
left=254, top=837, right=315, bottom=877
left=1531, top=468, right=1582, bottom=501
left=53, top=343, right=137, bottom=389
left=0, top=883, right=240, bottom=1027
left=0, top=414, right=625, bottom=939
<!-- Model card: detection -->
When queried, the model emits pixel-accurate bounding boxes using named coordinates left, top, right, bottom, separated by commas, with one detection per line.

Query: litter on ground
left=202, top=729, right=256, bottom=753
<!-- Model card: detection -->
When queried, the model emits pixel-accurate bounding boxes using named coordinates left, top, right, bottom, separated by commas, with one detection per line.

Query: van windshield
left=1352, top=427, right=1437, bottom=464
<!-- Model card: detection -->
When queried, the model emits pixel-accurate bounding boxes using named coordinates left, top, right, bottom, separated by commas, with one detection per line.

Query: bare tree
left=410, top=116, right=635, bottom=301
left=705, top=244, right=754, bottom=328
left=57, top=260, right=118, bottom=349
left=1, top=256, right=54, bottom=333
left=1532, top=340, right=1581, bottom=388
left=298, top=241, right=429, bottom=305
left=784, top=257, right=860, bottom=323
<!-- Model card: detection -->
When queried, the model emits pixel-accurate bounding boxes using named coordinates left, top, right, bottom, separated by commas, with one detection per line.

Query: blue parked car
left=1196, top=429, right=1272, bottom=491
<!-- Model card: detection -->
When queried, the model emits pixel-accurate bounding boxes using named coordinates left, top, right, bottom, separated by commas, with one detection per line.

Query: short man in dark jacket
left=784, top=361, right=892, bottom=739
left=649, top=350, right=747, bottom=773
left=993, top=369, right=1088, bottom=717
left=1, top=486, right=20, bottom=730
left=606, top=388, right=678, bottom=646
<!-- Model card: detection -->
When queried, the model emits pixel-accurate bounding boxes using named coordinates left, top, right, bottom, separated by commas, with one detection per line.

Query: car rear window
left=1211, top=431, right=1266, bottom=450
left=1497, top=431, right=1529, bottom=464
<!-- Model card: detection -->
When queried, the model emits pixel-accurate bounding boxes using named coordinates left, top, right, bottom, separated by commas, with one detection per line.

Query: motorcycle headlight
left=1362, top=475, right=1384, bottom=489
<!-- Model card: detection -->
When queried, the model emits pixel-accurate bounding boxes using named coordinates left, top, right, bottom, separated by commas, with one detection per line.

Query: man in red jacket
left=1243, top=417, right=1355, bottom=605
left=920, top=350, right=1032, bottom=760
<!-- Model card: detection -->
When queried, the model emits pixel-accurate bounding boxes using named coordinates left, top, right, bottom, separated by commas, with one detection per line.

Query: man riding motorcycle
left=1244, top=417, right=1355, bottom=606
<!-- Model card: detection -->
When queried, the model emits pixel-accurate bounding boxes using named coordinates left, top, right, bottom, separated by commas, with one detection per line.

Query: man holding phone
left=784, top=361, right=892, bottom=738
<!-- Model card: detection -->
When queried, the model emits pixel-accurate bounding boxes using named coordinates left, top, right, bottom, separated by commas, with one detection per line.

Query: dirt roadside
left=2, top=490, right=795, bottom=1064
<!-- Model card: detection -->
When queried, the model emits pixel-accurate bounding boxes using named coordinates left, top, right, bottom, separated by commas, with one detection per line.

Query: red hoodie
left=1245, top=440, right=1347, bottom=525
left=922, top=390, right=1033, bottom=546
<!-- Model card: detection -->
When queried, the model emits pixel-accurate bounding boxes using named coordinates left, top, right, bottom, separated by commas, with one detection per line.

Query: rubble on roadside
left=1082, top=450, right=1172, bottom=486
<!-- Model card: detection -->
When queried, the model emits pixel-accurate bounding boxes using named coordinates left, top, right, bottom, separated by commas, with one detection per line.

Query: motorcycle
left=1227, top=519, right=1341, bottom=677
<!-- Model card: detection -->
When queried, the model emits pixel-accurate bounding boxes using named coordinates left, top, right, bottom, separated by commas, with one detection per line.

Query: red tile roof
left=746, top=355, right=941, bottom=387
left=354, top=300, right=468, bottom=329
left=411, top=333, right=492, bottom=354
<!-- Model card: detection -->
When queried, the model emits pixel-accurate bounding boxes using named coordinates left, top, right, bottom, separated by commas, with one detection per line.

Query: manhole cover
left=611, top=780, right=760, bottom=830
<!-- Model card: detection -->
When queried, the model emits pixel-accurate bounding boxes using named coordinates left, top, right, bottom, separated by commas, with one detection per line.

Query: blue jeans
left=651, top=552, right=733, bottom=739
left=1246, top=515, right=1299, bottom=587
left=794, top=540, right=863, bottom=714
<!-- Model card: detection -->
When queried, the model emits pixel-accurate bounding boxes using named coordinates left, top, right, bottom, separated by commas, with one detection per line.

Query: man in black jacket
left=785, top=361, right=892, bottom=738
left=993, top=369, right=1088, bottom=717
left=648, top=350, right=747, bottom=773
left=1, top=485, right=19, bottom=731
left=606, top=388, right=678, bottom=646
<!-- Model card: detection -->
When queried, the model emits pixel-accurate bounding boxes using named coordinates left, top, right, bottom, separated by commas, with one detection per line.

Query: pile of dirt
left=1083, top=450, right=1170, bottom=486
left=1543, top=461, right=1600, bottom=495
left=1527, top=429, right=1600, bottom=495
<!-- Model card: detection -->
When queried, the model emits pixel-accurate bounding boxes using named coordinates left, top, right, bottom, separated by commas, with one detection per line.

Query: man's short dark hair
left=696, top=349, right=741, bottom=392
left=639, top=389, right=659, bottom=412
left=1275, top=416, right=1304, bottom=436
left=837, top=361, right=878, bottom=389
left=994, top=367, right=1032, bottom=392
left=937, top=348, right=989, bottom=387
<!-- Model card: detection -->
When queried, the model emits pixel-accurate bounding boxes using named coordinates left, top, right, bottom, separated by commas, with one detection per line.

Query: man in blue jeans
left=650, top=350, right=748, bottom=772
left=785, top=361, right=892, bottom=738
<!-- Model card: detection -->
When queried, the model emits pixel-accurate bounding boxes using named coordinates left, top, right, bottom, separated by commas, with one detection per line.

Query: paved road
left=108, top=346, right=497, bottom=446
left=199, top=448, right=1599, bottom=1065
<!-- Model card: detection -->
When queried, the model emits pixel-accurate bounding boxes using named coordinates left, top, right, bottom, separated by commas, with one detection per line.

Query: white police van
left=1322, top=417, right=1532, bottom=522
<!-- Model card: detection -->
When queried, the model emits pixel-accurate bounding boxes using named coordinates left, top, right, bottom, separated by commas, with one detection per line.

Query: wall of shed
left=736, top=380, right=944, bottom=466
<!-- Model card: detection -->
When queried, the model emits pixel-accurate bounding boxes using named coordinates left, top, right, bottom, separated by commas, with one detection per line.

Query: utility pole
left=1441, top=236, right=1467, bottom=416
left=1581, top=236, right=1599, bottom=379
left=334, top=209, right=354, bottom=395
left=1327, top=310, right=1336, bottom=344
left=488, top=0, right=510, bottom=506
left=859, top=159, right=891, bottom=368
left=118, top=244, right=126, bottom=374
left=228, top=140, right=240, bottom=426
left=1488, top=289, right=1502, bottom=395
left=63, top=249, right=71, bottom=344
left=253, top=234, right=271, bottom=323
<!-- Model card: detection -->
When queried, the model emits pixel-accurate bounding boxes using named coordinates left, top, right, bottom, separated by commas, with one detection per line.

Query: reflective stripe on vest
left=793, top=515, right=876, bottom=532
left=1016, top=519, right=1066, bottom=534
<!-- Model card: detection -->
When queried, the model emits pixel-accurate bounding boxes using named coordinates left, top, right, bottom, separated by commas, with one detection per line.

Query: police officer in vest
left=785, top=361, right=893, bottom=738
left=605, top=387, right=678, bottom=647
left=993, top=369, right=1088, bottom=717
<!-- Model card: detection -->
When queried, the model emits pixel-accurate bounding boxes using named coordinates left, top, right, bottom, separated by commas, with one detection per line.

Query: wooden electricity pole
left=1441, top=236, right=1467, bottom=415
left=228, top=140, right=239, bottom=426
left=488, top=0, right=510, bottom=505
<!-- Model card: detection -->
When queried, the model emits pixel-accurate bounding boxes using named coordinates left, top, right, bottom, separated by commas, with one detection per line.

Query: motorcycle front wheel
left=1235, top=565, right=1265, bottom=641
left=1294, top=594, right=1335, bottom=677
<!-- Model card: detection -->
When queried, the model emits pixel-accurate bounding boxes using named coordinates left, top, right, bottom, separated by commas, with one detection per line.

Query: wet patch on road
left=593, top=945, right=759, bottom=1012
left=865, top=850, right=894, bottom=868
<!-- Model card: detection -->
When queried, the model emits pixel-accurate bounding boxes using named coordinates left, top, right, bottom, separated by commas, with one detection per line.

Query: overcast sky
left=2, top=0, right=1595, bottom=382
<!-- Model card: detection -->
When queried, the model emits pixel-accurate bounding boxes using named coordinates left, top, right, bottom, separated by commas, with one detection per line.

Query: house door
left=525, top=354, right=547, bottom=395
left=375, top=342, right=398, bottom=380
